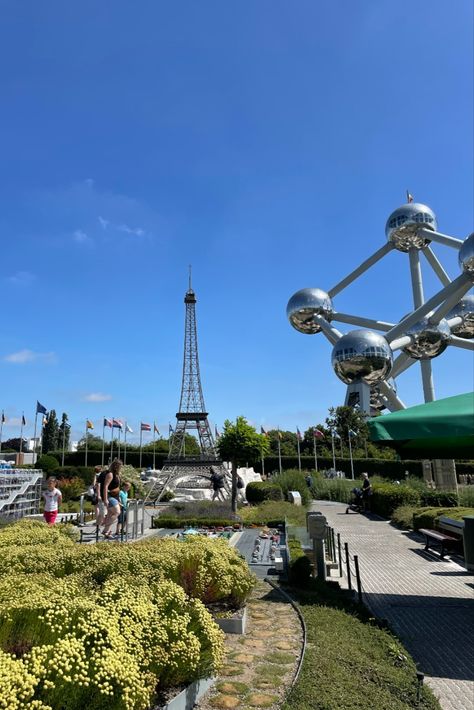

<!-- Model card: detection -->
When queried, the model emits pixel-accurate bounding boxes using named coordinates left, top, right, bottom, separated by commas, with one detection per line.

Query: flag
left=313, top=428, right=325, bottom=439
left=86, top=420, right=94, bottom=430
left=154, top=423, right=160, bottom=435
left=104, top=418, right=112, bottom=428
left=141, top=422, right=151, bottom=432
left=112, top=419, right=123, bottom=429
left=169, top=424, right=174, bottom=436
left=215, top=426, right=220, bottom=439
left=406, top=190, right=414, bottom=203
left=21, top=415, right=26, bottom=426
left=1, top=412, right=5, bottom=424
left=260, top=426, right=268, bottom=437
left=125, top=423, right=133, bottom=434
left=348, top=429, right=357, bottom=438
left=42, top=416, right=48, bottom=427
left=36, top=401, right=47, bottom=415
left=296, top=427, right=303, bottom=441
left=278, top=430, right=282, bottom=440
left=332, top=430, right=341, bottom=439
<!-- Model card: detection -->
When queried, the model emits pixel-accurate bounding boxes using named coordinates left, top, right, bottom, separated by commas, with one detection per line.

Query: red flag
left=260, top=426, right=268, bottom=436
left=112, top=419, right=123, bottom=429
left=313, top=428, right=325, bottom=439
left=141, top=422, right=151, bottom=432
left=154, top=423, right=160, bottom=435
left=103, top=418, right=112, bottom=428
left=296, top=427, right=303, bottom=441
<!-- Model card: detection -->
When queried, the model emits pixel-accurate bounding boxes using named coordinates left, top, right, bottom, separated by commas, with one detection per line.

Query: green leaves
left=217, top=417, right=269, bottom=467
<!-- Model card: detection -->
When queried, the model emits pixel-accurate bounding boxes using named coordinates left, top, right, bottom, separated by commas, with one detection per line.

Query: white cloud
left=98, top=216, right=109, bottom=230
left=118, top=224, right=145, bottom=237
left=4, top=416, right=23, bottom=427
left=82, top=392, right=112, bottom=402
left=7, top=271, right=35, bottom=286
left=73, top=229, right=92, bottom=244
left=3, top=349, right=56, bottom=364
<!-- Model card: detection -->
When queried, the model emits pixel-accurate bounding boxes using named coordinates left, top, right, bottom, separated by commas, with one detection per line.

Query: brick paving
left=312, top=501, right=474, bottom=710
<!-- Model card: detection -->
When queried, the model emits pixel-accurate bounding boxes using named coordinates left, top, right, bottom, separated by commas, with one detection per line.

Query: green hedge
left=419, top=490, right=459, bottom=507
left=412, top=507, right=474, bottom=531
left=49, top=450, right=169, bottom=469
left=288, top=539, right=312, bottom=586
left=246, top=481, right=284, bottom=503
left=371, top=483, right=420, bottom=517
left=272, top=470, right=311, bottom=506
left=152, top=517, right=241, bottom=529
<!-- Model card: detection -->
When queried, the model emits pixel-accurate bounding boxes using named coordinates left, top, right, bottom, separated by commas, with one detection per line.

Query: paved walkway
left=312, top=501, right=474, bottom=710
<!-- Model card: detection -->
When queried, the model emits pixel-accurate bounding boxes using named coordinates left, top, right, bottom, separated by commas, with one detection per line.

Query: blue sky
left=1, top=1, right=473, bottom=444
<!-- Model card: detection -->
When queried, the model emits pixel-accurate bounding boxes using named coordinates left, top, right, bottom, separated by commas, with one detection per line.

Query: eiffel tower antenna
left=145, top=272, right=229, bottom=502
left=188, top=263, right=192, bottom=291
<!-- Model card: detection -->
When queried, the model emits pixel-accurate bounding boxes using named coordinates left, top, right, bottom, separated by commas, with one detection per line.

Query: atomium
left=331, top=329, right=393, bottom=385
left=370, top=379, right=396, bottom=412
left=385, top=202, right=437, bottom=252
left=447, top=294, right=474, bottom=339
left=402, top=315, right=451, bottom=360
left=287, top=288, right=333, bottom=334
left=459, top=233, right=474, bottom=280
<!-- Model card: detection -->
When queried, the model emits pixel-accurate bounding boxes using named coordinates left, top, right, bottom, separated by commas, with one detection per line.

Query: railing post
left=133, top=500, right=139, bottom=539
left=331, top=528, right=336, bottom=563
left=79, top=495, right=85, bottom=526
left=354, top=554, right=363, bottom=604
left=344, top=542, right=352, bottom=591
left=337, top=533, right=343, bottom=577
left=140, top=501, right=145, bottom=537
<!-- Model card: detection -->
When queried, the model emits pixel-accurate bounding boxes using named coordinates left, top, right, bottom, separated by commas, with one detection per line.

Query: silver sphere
left=402, top=315, right=451, bottom=359
left=459, top=233, right=474, bottom=281
left=385, top=202, right=437, bottom=252
left=447, top=294, right=474, bottom=339
left=370, top=379, right=396, bottom=412
left=332, top=329, right=393, bottom=385
left=287, top=288, right=333, bottom=334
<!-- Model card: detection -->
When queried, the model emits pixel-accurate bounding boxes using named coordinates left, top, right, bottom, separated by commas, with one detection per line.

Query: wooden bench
left=418, top=528, right=458, bottom=559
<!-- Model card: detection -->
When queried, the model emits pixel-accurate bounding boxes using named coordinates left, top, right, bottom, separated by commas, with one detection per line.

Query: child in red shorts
left=42, top=476, right=62, bottom=525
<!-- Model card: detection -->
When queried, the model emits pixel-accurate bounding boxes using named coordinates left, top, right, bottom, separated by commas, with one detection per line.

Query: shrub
left=391, top=505, right=419, bottom=529
left=371, top=483, right=420, bottom=518
left=35, top=454, right=59, bottom=473
left=165, top=501, right=237, bottom=520
left=459, top=486, right=474, bottom=507
left=310, top=478, right=354, bottom=504
left=289, top=554, right=312, bottom=587
left=153, top=517, right=238, bottom=529
left=419, top=490, right=458, bottom=507
left=56, top=477, right=86, bottom=502
left=272, top=469, right=311, bottom=506
left=246, top=481, right=284, bottom=503
left=412, top=507, right=474, bottom=531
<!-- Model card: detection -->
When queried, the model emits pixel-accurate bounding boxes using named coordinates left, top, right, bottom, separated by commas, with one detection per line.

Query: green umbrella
left=368, top=392, right=474, bottom=459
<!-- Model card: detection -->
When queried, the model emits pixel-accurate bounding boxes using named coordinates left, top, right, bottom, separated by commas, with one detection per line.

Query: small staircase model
left=0, top=469, right=43, bottom=519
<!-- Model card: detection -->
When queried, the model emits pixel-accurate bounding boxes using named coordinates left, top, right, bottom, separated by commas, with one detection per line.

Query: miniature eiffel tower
left=146, top=270, right=229, bottom=502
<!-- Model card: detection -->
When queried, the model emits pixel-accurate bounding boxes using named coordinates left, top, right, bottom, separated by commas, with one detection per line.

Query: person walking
left=210, top=466, right=225, bottom=502
left=115, top=481, right=131, bottom=538
left=42, top=476, right=62, bottom=525
left=101, top=459, right=122, bottom=539
left=92, top=465, right=107, bottom=527
left=361, top=472, right=372, bottom=512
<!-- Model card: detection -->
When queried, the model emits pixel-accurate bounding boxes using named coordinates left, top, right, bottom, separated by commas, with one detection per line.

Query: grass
left=281, top=581, right=441, bottom=710
left=459, top=485, right=474, bottom=507
left=239, top=500, right=308, bottom=526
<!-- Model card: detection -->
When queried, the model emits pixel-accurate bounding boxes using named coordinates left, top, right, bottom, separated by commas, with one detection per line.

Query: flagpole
left=0, top=412, right=4, bottom=454
left=101, top=418, right=105, bottom=467
left=261, top=445, right=265, bottom=479
left=139, top=427, right=143, bottom=469
left=153, top=422, right=156, bottom=471
left=339, top=435, right=343, bottom=459
left=32, top=412, right=37, bottom=466
left=85, top=421, right=88, bottom=468
left=124, top=424, right=127, bottom=466
left=313, top=434, right=318, bottom=472
left=296, top=434, right=301, bottom=472
left=331, top=432, right=336, bottom=472
left=348, top=427, right=355, bottom=480
left=277, top=429, right=282, bottom=474
left=117, top=426, right=121, bottom=459
left=110, top=418, right=114, bottom=462
left=61, top=420, right=66, bottom=466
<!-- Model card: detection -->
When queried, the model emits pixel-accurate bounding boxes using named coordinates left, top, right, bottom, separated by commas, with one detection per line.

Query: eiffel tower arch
left=147, top=272, right=229, bottom=502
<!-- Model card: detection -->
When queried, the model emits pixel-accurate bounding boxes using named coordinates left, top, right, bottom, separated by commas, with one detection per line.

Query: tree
left=58, top=413, right=71, bottom=455
left=42, top=410, right=59, bottom=454
left=217, top=416, right=270, bottom=512
left=267, top=430, right=298, bottom=456
left=76, top=434, right=105, bottom=451
left=0, top=437, right=31, bottom=453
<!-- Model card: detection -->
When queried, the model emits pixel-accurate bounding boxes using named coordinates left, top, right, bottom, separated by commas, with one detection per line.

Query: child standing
left=42, top=477, right=62, bottom=525
left=116, top=481, right=131, bottom=538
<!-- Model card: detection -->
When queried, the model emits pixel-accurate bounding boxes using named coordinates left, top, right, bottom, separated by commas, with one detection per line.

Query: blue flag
left=36, top=401, right=47, bottom=415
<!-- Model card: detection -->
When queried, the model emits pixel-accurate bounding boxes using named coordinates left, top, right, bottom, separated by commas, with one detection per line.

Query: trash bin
left=462, top=516, right=474, bottom=571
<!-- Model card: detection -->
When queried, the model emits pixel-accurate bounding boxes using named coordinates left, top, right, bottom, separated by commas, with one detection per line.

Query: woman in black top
left=361, top=472, right=372, bottom=512
left=102, top=459, right=122, bottom=538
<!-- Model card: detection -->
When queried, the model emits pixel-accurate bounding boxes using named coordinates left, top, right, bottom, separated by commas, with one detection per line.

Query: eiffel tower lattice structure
left=146, top=273, right=229, bottom=503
